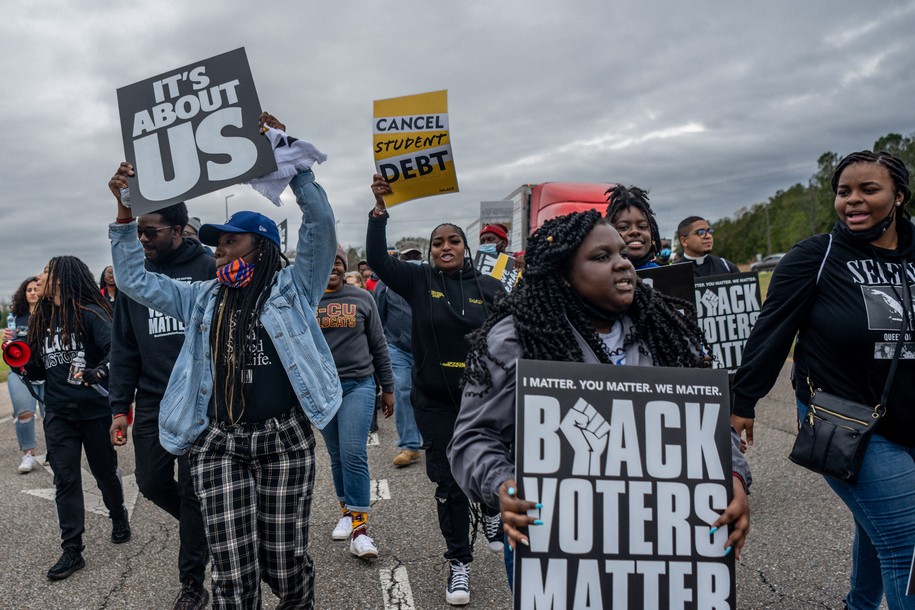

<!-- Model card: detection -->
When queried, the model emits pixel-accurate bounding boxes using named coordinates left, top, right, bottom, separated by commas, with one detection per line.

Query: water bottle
left=67, top=351, right=86, bottom=385
left=119, top=187, right=132, bottom=208
left=6, top=312, right=14, bottom=331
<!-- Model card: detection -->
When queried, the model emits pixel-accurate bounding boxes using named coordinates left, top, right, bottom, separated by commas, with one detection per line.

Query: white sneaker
left=445, top=560, right=470, bottom=605
left=332, top=516, right=353, bottom=540
left=18, top=453, right=36, bottom=474
left=350, top=533, right=378, bottom=559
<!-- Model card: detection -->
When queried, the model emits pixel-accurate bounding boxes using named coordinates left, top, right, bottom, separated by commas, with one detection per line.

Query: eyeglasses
left=137, top=226, right=173, bottom=239
left=692, top=228, right=715, bottom=237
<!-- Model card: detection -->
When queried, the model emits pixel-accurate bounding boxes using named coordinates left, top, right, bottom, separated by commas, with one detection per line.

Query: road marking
left=22, top=466, right=140, bottom=518
left=371, top=479, right=391, bottom=501
left=0, top=416, right=12, bottom=425
left=367, top=432, right=380, bottom=446
left=380, top=565, right=416, bottom=610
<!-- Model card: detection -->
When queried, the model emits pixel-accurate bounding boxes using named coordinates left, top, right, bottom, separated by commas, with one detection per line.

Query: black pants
left=44, top=412, right=125, bottom=551
left=133, top=407, right=209, bottom=586
left=413, top=393, right=472, bottom=564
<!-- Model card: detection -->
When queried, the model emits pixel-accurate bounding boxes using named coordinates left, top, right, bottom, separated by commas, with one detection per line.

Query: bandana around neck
left=217, top=258, right=256, bottom=288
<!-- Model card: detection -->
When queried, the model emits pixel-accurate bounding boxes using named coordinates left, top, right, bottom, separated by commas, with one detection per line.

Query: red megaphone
left=2, top=340, right=31, bottom=369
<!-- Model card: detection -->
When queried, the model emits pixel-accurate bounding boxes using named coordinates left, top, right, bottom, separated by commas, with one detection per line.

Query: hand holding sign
left=559, top=398, right=610, bottom=476
left=370, top=174, right=392, bottom=214
left=498, top=479, right=539, bottom=551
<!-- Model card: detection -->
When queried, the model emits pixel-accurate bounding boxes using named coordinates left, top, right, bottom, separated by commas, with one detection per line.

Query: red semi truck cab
left=508, top=182, right=615, bottom=251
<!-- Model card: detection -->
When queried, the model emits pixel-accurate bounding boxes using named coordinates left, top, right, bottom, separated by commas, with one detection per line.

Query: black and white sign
left=694, top=273, right=761, bottom=373
left=637, top=264, right=697, bottom=312
left=475, top=250, right=521, bottom=292
left=514, top=360, right=734, bottom=609
left=116, top=48, right=276, bottom=215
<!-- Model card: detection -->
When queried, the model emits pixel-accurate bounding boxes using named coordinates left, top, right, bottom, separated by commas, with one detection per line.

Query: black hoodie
left=109, top=237, right=215, bottom=421
left=732, top=219, right=915, bottom=446
left=367, top=212, right=503, bottom=410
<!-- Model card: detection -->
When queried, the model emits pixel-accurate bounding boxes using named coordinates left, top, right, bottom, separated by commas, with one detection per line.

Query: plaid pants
left=189, top=408, right=316, bottom=609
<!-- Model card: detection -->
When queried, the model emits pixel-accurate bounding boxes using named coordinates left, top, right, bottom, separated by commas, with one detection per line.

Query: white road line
left=0, top=416, right=12, bottom=425
left=379, top=565, right=416, bottom=610
left=371, top=479, right=391, bottom=501
left=367, top=432, right=380, bottom=446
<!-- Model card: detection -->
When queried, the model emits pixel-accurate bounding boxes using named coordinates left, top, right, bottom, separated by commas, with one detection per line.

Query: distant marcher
left=657, top=238, right=673, bottom=265
left=99, top=265, right=118, bottom=304
left=317, top=245, right=394, bottom=559
left=479, top=224, right=510, bottom=255
left=732, top=151, right=915, bottom=609
left=344, top=271, right=367, bottom=289
left=25, top=257, right=129, bottom=581
left=367, top=174, right=504, bottom=606
left=106, top=194, right=215, bottom=610
left=374, top=241, right=423, bottom=468
left=676, top=216, right=739, bottom=276
left=4, top=276, right=44, bottom=473
left=606, top=184, right=662, bottom=270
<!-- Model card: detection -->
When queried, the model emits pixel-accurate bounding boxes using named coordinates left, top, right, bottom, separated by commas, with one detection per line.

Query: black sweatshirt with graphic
left=367, top=212, right=503, bottom=410
left=732, top=220, right=915, bottom=446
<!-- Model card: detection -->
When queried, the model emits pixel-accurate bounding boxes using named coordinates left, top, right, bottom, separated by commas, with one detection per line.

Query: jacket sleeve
left=365, top=212, right=423, bottom=298
left=108, top=294, right=139, bottom=416
left=731, top=235, right=828, bottom=418
left=289, top=170, right=338, bottom=310
left=730, top=428, right=752, bottom=492
left=364, top=295, right=394, bottom=393
left=84, top=306, right=112, bottom=372
left=448, top=319, right=519, bottom=511
left=110, top=222, right=200, bottom=323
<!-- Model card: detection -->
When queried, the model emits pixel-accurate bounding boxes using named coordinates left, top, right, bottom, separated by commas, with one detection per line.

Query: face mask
left=217, top=258, right=255, bottom=288
left=837, top=206, right=896, bottom=244
left=406, top=259, right=423, bottom=266
left=478, top=244, right=498, bottom=254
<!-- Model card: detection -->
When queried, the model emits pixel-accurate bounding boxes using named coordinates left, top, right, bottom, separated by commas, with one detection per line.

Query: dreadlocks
left=832, top=150, right=913, bottom=220
left=210, top=236, right=288, bottom=423
left=465, top=210, right=708, bottom=396
left=606, top=184, right=662, bottom=267
left=27, top=257, right=112, bottom=369
left=10, top=276, right=38, bottom=317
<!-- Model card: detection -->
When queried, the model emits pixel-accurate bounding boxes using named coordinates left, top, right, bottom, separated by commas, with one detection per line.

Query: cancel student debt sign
left=515, top=360, right=734, bottom=610
left=117, top=48, right=276, bottom=215
left=373, top=90, right=457, bottom=206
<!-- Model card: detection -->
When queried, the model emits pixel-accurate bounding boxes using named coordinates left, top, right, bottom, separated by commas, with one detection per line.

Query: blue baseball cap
left=199, top=211, right=281, bottom=249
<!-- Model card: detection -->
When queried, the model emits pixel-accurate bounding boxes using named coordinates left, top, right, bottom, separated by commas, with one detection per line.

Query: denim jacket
left=110, top=170, right=342, bottom=455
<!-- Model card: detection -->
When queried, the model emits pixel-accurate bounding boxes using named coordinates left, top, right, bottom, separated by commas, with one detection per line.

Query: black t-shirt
left=209, top=311, right=296, bottom=423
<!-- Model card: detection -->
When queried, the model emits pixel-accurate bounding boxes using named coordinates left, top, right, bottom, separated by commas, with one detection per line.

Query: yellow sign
left=373, top=90, right=458, bottom=206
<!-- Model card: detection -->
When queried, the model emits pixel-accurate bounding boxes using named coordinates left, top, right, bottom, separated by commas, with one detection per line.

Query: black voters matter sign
left=693, top=272, right=761, bottom=373
left=116, top=48, right=276, bottom=215
left=514, top=360, right=734, bottom=610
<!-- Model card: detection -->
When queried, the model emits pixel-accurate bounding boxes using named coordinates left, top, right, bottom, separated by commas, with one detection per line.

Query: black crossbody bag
left=789, top=275, right=911, bottom=482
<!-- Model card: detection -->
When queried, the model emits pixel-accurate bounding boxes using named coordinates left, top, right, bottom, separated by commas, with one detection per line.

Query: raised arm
left=288, top=170, right=337, bottom=309
left=365, top=175, right=423, bottom=296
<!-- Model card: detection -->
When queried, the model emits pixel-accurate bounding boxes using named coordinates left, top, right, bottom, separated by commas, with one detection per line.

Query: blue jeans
left=389, top=345, right=421, bottom=451
left=320, top=376, right=376, bottom=512
left=798, top=400, right=915, bottom=609
left=8, top=374, right=43, bottom=452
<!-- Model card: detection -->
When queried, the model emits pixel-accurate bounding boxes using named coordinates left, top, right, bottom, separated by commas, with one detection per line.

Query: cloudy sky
left=1, top=1, right=913, bottom=297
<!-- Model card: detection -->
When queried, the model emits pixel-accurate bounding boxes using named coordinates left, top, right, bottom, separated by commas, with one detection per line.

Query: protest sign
left=474, top=251, right=521, bottom=292
left=373, top=90, right=457, bottom=206
left=694, top=273, right=761, bottom=373
left=637, top=264, right=697, bottom=312
left=117, top=48, right=276, bottom=215
left=514, top=360, right=735, bottom=609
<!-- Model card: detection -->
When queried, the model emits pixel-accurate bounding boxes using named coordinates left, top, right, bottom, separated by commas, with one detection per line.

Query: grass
left=758, top=271, right=773, bottom=302
left=0, top=360, right=8, bottom=384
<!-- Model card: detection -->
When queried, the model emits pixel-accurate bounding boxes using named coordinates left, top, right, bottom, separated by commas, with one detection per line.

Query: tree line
left=713, top=132, right=915, bottom=264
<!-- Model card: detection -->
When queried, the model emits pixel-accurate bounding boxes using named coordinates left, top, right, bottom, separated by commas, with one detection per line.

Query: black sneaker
left=482, top=512, right=504, bottom=553
left=173, top=579, right=209, bottom=610
left=111, top=512, right=131, bottom=544
left=445, top=560, right=470, bottom=605
left=47, top=549, right=85, bottom=580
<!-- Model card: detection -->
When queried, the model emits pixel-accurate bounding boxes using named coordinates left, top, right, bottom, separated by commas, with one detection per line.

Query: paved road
left=0, top=364, right=885, bottom=609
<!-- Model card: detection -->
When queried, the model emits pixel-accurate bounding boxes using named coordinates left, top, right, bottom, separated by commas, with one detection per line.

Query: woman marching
left=4, top=276, right=43, bottom=473
left=732, top=150, right=915, bottom=609
left=24, top=257, right=129, bottom=580
left=366, top=174, right=504, bottom=606
left=108, top=112, right=341, bottom=609
left=449, top=210, right=751, bottom=586
left=317, top=245, right=395, bottom=559
left=605, top=184, right=663, bottom=270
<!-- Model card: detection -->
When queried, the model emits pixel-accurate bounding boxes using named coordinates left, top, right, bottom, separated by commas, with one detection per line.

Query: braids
left=211, top=237, right=287, bottom=423
left=832, top=150, right=912, bottom=219
left=27, top=257, right=112, bottom=369
left=10, top=276, right=37, bottom=317
left=465, top=210, right=708, bottom=396
left=606, top=184, right=662, bottom=259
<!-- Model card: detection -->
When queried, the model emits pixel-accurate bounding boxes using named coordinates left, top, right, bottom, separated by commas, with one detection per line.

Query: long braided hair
left=210, top=235, right=288, bottom=423
left=27, top=257, right=112, bottom=368
left=832, top=150, right=912, bottom=219
left=465, top=210, right=708, bottom=396
left=605, top=184, right=662, bottom=266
